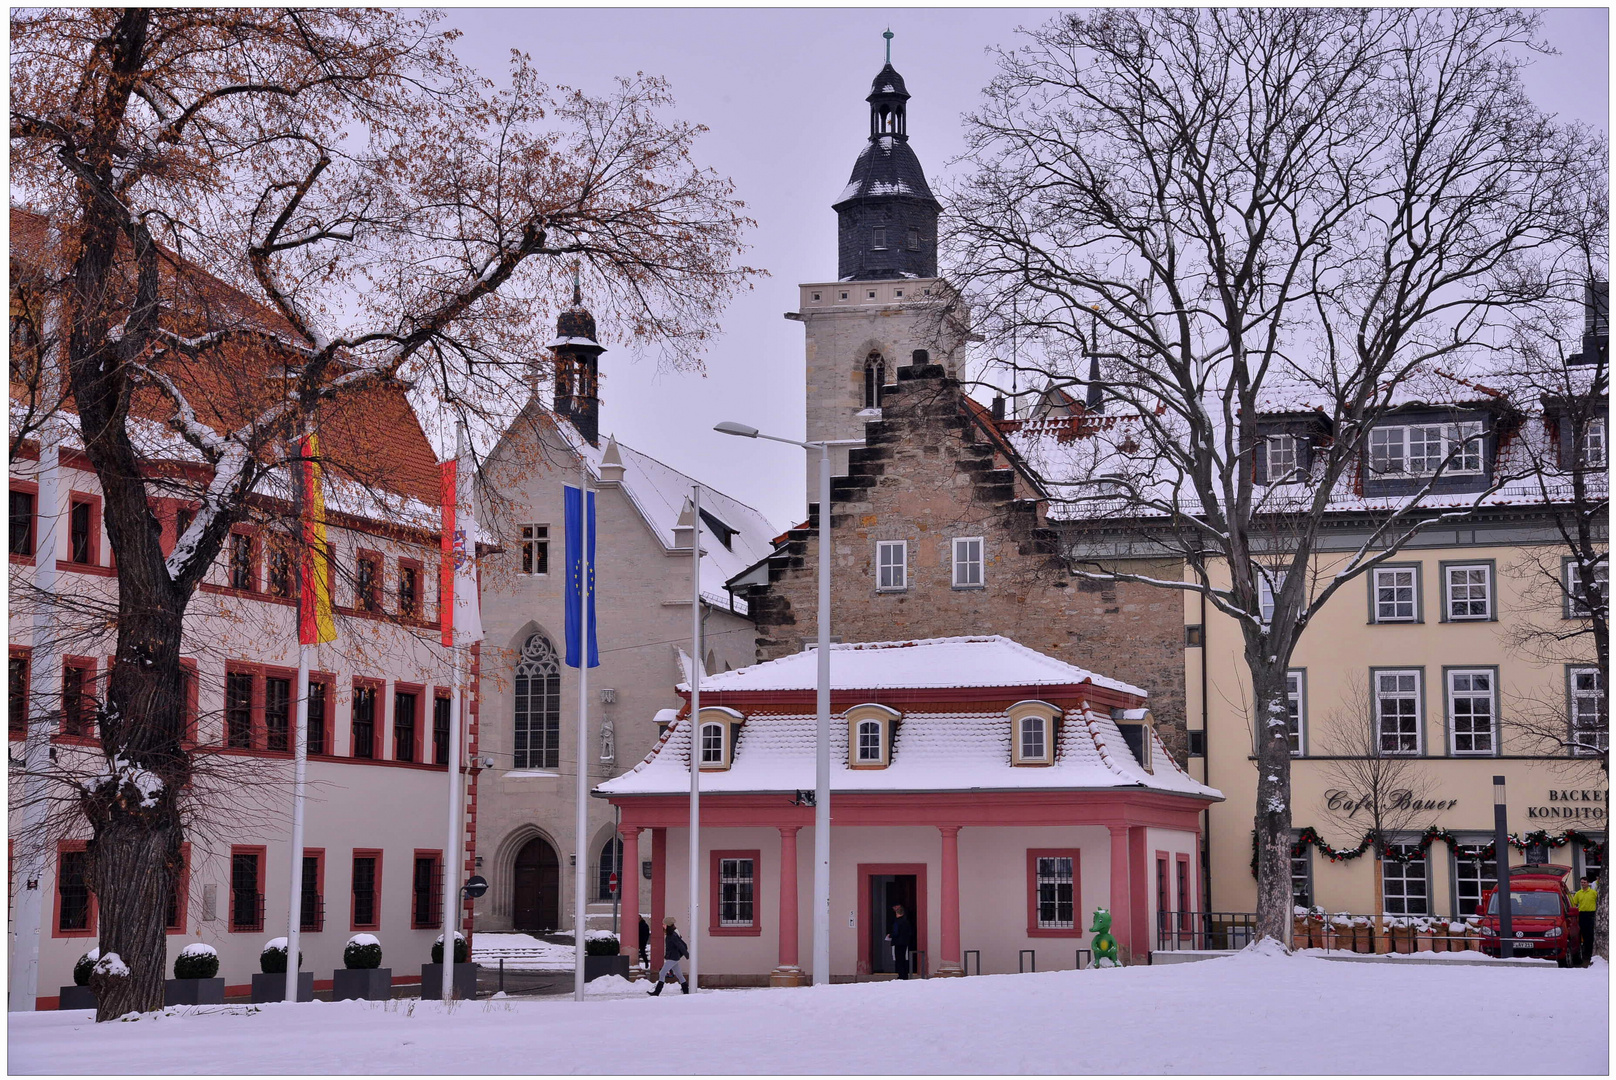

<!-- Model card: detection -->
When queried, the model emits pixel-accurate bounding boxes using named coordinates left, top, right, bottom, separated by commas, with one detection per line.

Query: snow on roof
left=597, top=699, right=1219, bottom=800
left=681, top=635, right=1145, bottom=696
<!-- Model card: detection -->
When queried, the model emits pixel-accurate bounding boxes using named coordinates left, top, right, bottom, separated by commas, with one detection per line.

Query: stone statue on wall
left=600, top=717, right=615, bottom=763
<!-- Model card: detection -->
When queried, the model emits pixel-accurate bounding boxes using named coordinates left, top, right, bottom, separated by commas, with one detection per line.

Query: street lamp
left=716, top=420, right=862, bottom=987
left=1493, top=775, right=1514, bottom=959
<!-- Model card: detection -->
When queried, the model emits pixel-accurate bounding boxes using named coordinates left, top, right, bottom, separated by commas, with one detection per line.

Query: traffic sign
left=608, top=872, right=619, bottom=894
left=462, top=874, right=489, bottom=899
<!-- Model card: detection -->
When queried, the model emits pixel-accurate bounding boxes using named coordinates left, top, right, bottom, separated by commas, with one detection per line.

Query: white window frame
left=1565, top=557, right=1609, bottom=619
left=1034, top=855, right=1076, bottom=930
left=1285, top=670, right=1306, bottom=757
left=1265, top=434, right=1300, bottom=484
left=1382, top=843, right=1430, bottom=916
left=1020, top=714, right=1049, bottom=762
left=717, top=857, right=755, bottom=927
left=952, top=536, right=984, bottom=589
left=519, top=523, right=549, bottom=576
left=1452, top=842, right=1497, bottom=917
left=1372, top=566, right=1419, bottom=623
left=1368, top=421, right=1485, bottom=478
left=855, top=719, right=883, bottom=763
left=1580, top=417, right=1607, bottom=468
left=1375, top=668, right=1423, bottom=755
left=876, top=540, right=908, bottom=592
left=1443, top=563, right=1492, bottom=621
left=1290, top=838, right=1313, bottom=907
left=1446, top=668, right=1496, bottom=757
left=1259, top=570, right=1288, bottom=625
left=871, top=225, right=888, bottom=250
left=1569, top=666, right=1607, bottom=757
left=699, top=721, right=725, bottom=766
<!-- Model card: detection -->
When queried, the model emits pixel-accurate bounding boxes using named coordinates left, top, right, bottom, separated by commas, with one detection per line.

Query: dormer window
left=1265, top=435, right=1299, bottom=484
left=695, top=706, right=744, bottom=770
left=1113, top=708, right=1156, bottom=774
left=1368, top=421, right=1484, bottom=477
left=1008, top=701, right=1060, bottom=766
left=845, top=704, right=899, bottom=768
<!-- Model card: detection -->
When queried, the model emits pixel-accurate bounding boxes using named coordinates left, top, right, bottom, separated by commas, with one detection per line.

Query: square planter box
left=58, top=985, right=96, bottom=1011
left=419, top=963, right=478, bottom=1000
left=250, top=971, right=314, bottom=1003
left=332, top=967, right=393, bottom=1001
left=164, top=977, right=225, bottom=1006
left=584, top=955, right=631, bottom=983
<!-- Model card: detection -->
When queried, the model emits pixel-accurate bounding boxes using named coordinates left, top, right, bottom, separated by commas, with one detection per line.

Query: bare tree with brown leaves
left=9, top=7, right=756, bottom=1018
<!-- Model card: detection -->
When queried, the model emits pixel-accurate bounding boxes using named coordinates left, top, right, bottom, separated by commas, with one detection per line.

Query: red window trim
left=354, top=548, right=384, bottom=615
left=1025, top=848, right=1083, bottom=938
left=431, top=688, right=454, bottom=767
left=351, top=848, right=384, bottom=931
left=303, top=671, right=336, bottom=757
left=10, top=644, right=32, bottom=741
left=178, top=658, right=200, bottom=745
left=167, top=842, right=192, bottom=935
left=260, top=664, right=302, bottom=755
left=411, top=848, right=444, bottom=930
left=397, top=557, right=425, bottom=622
left=392, top=682, right=425, bottom=763
left=351, top=678, right=384, bottom=760
left=224, top=663, right=263, bottom=752
left=228, top=845, right=268, bottom=933
left=10, top=479, right=39, bottom=565
left=52, top=840, right=97, bottom=938
left=59, top=655, right=98, bottom=741
left=708, top=849, right=763, bottom=936
left=300, top=847, right=327, bottom=932
left=1175, top=852, right=1193, bottom=935
left=1155, top=848, right=1171, bottom=928
left=225, top=525, right=261, bottom=594
left=65, top=491, right=102, bottom=567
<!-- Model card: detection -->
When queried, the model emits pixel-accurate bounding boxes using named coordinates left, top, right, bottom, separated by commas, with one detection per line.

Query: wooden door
left=512, top=836, right=559, bottom=932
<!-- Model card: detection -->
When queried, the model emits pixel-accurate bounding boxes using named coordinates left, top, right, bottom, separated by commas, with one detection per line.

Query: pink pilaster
left=1128, top=826, right=1150, bottom=961
left=938, top=825, right=963, bottom=976
left=650, top=827, right=666, bottom=970
left=1108, top=824, right=1132, bottom=963
left=771, top=826, right=804, bottom=986
left=619, top=827, right=641, bottom=963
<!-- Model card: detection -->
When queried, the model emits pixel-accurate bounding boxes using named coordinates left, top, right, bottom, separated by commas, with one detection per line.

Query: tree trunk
left=1250, top=663, right=1295, bottom=946
left=1597, top=855, right=1608, bottom=961
left=87, top=815, right=182, bottom=1018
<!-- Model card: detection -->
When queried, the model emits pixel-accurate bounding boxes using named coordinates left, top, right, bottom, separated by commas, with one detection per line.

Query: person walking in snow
left=638, top=916, right=651, bottom=968
left=886, top=903, right=916, bottom=980
left=1571, top=876, right=1598, bottom=966
left=649, top=915, right=690, bottom=995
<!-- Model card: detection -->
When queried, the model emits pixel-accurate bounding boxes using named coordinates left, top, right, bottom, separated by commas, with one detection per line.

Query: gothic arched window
left=596, top=836, right=623, bottom=901
left=514, top=633, right=561, bottom=769
left=864, top=353, right=886, bottom=409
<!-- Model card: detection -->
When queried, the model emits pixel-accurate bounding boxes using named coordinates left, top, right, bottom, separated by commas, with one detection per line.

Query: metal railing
left=1155, top=910, right=1259, bottom=952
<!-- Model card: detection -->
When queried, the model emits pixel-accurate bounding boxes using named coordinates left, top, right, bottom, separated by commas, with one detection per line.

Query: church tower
left=791, top=33, right=969, bottom=500
left=549, top=276, right=604, bottom=446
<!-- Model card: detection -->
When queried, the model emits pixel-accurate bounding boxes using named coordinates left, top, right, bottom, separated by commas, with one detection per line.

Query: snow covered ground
left=10, top=947, right=1607, bottom=1075
left=469, top=932, right=583, bottom=972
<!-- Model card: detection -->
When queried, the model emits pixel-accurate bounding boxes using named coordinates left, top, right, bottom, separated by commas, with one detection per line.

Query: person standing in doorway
left=649, top=915, right=690, bottom=995
left=886, top=903, right=916, bottom=980
left=638, top=916, right=651, bottom=968
left=1571, top=876, right=1598, bottom=966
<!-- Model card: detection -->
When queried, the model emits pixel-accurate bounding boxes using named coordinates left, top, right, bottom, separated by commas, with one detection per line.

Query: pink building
left=597, top=636, right=1221, bottom=983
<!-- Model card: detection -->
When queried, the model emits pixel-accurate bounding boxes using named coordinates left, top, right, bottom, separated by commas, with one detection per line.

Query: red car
left=1477, top=864, right=1581, bottom=966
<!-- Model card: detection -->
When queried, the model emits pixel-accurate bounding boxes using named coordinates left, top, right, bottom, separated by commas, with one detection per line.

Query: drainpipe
left=1200, top=588, right=1211, bottom=912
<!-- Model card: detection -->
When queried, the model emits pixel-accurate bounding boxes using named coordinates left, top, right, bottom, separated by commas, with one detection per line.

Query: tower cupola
left=548, top=272, right=605, bottom=446
left=832, top=31, right=941, bottom=282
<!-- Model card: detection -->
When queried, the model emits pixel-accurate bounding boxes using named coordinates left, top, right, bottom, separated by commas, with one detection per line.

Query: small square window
left=811, top=292, right=822, bottom=302
left=839, top=291, right=849, bottom=301
left=867, top=290, right=877, bottom=300
left=952, top=537, right=984, bottom=588
left=894, top=289, right=904, bottom=299
left=520, top=524, right=549, bottom=575
left=1373, top=567, right=1418, bottom=622
left=876, top=540, right=907, bottom=591
left=1444, top=564, right=1491, bottom=620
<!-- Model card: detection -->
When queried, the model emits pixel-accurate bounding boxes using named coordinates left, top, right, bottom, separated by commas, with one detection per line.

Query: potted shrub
left=58, top=949, right=98, bottom=1011
left=421, top=931, right=477, bottom=1001
left=1349, top=915, right=1372, bottom=953
left=251, top=937, right=313, bottom=1003
left=583, top=933, right=630, bottom=983
left=165, top=942, right=225, bottom=1005
left=332, top=934, right=392, bottom=1001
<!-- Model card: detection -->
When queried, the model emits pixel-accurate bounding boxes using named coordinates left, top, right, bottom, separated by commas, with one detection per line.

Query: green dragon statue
left=1089, top=907, right=1120, bottom=967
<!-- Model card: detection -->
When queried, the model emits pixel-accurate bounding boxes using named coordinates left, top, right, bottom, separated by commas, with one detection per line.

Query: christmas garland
left=1250, top=826, right=1606, bottom=878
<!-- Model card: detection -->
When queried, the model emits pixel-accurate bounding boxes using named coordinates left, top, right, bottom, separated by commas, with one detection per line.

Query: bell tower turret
left=549, top=273, right=605, bottom=446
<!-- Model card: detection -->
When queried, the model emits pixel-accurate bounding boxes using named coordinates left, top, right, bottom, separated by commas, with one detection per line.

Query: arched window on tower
left=514, top=633, right=561, bottom=769
left=596, top=836, right=623, bottom=901
left=864, top=353, right=886, bottom=409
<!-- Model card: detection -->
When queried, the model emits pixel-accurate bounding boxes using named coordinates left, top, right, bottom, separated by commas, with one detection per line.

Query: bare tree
left=9, top=8, right=756, bottom=1017
left=946, top=8, right=1602, bottom=945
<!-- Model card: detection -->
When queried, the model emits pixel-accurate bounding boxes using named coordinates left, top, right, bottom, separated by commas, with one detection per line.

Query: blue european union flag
left=563, top=484, right=599, bottom=668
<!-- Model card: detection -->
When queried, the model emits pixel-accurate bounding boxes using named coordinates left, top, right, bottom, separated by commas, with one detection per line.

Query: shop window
left=876, top=540, right=907, bottom=591
left=1381, top=845, right=1428, bottom=916
left=56, top=847, right=93, bottom=934
left=412, top=852, right=442, bottom=929
left=1446, top=669, right=1495, bottom=756
left=351, top=851, right=381, bottom=930
left=1443, top=564, right=1492, bottom=620
left=10, top=489, right=35, bottom=557
left=1576, top=841, right=1604, bottom=889
left=352, top=684, right=377, bottom=759
left=1375, top=669, right=1422, bottom=755
left=394, top=690, right=418, bottom=762
left=225, top=670, right=255, bottom=749
left=1453, top=843, right=1496, bottom=917
left=433, top=695, right=452, bottom=765
left=1290, top=839, right=1312, bottom=907
left=230, top=847, right=266, bottom=932
left=1027, top=850, right=1080, bottom=935
left=1371, top=566, right=1419, bottom=623
left=1569, top=667, right=1606, bottom=756
left=300, top=850, right=325, bottom=932
left=514, top=633, right=561, bottom=769
left=265, top=675, right=291, bottom=752
left=952, top=537, right=984, bottom=589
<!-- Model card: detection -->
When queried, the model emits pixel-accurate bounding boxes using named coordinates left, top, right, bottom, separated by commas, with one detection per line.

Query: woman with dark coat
left=887, top=904, right=916, bottom=979
left=649, top=915, right=691, bottom=995
left=637, top=916, right=651, bottom=967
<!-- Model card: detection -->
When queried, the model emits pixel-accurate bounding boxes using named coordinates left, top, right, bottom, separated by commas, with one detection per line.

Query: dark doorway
left=512, top=836, right=560, bottom=932
left=868, top=873, right=918, bottom=974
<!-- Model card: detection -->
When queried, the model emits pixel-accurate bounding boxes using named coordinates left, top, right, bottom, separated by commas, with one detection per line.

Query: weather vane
left=883, top=28, right=893, bottom=64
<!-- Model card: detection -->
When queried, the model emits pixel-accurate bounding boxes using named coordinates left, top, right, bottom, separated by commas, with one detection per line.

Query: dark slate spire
left=832, top=35, right=940, bottom=282
left=550, top=267, right=604, bottom=445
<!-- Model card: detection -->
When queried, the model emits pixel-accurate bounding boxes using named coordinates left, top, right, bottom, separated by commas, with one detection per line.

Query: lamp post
left=715, top=421, right=862, bottom=987
left=1493, top=775, right=1514, bottom=960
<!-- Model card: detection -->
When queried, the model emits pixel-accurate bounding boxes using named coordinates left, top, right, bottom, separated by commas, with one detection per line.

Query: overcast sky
left=441, top=6, right=1610, bottom=531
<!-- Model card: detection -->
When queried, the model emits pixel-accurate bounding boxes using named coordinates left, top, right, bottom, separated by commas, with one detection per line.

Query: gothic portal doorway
left=512, top=836, right=560, bottom=932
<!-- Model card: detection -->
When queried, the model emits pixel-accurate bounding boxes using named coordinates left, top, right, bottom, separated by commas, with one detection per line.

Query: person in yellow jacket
left=1570, top=877, right=1598, bottom=966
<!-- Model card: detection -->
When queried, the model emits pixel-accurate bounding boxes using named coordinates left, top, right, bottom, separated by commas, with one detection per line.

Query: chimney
left=911, top=349, right=929, bottom=368
left=991, top=396, right=1006, bottom=421
left=598, top=437, right=625, bottom=483
left=1571, top=279, right=1609, bottom=367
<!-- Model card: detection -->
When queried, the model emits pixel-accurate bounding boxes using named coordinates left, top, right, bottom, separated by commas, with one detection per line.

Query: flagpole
left=573, top=458, right=591, bottom=1002
left=441, top=425, right=471, bottom=1003
left=443, top=646, right=462, bottom=1002
left=285, top=641, right=310, bottom=1003
left=688, top=485, right=702, bottom=993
